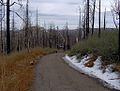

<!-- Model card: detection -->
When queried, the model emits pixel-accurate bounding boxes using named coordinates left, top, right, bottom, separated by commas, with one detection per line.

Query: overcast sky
left=12, top=0, right=117, bottom=29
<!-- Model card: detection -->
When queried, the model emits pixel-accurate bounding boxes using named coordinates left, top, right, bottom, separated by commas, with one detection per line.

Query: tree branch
left=0, top=5, right=5, bottom=22
left=10, top=2, right=23, bottom=7
left=10, top=10, right=26, bottom=24
left=0, top=0, right=5, bottom=5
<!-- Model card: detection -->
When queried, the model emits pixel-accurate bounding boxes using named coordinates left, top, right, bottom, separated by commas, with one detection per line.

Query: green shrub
left=69, top=30, right=119, bottom=64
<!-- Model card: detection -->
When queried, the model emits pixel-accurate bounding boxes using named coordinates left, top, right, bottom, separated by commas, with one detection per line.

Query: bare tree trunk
left=111, top=10, right=118, bottom=30
left=25, top=0, right=30, bottom=52
left=0, top=21, right=3, bottom=53
left=36, top=9, right=39, bottom=47
left=104, top=8, right=106, bottom=31
left=78, top=7, right=82, bottom=41
left=49, top=26, right=52, bottom=48
left=91, top=0, right=96, bottom=36
left=42, top=30, right=45, bottom=48
left=98, top=0, right=101, bottom=38
left=119, top=1, right=120, bottom=61
left=66, top=23, right=70, bottom=50
left=6, top=0, right=10, bottom=54
left=86, top=0, right=89, bottom=38
left=0, top=6, right=3, bottom=53
left=11, top=10, right=15, bottom=51
left=83, top=8, right=86, bottom=39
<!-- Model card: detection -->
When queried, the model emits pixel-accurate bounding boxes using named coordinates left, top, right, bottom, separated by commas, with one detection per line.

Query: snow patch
left=63, top=55, right=120, bottom=91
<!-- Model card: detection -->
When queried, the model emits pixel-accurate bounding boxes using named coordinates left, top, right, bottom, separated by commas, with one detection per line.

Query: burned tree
left=98, top=0, right=101, bottom=38
left=0, top=2, right=4, bottom=53
left=86, top=0, right=90, bottom=38
left=78, top=7, right=82, bottom=41
left=6, top=0, right=10, bottom=54
left=112, top=0, right=120, bottom=60
left=24, top=0, right=29, bottom=49
left=35, top=9, right=39, bottom=47
left=91, top=0, right=96, bottom=35
left=11, top=9, right=15, bottom=51
left=104, top=8, right=106, bottom=31
left=65, top=23, right=70, bottom=50
left=0, top=0, right=23, bottom=54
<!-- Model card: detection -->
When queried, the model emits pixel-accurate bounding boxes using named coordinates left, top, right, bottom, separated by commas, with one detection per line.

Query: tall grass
left=69, top=31, right=119, bottom=64
left=0, top=48, right=57, bottom=91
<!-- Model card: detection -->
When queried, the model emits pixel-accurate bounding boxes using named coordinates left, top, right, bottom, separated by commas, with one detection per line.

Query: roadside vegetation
left=0, top=48, right=57, bottom=91
left=68, top=30, right=120, bottom=72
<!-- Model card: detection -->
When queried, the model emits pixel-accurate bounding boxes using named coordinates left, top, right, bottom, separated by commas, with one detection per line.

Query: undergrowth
left=0, top=48, right=57, bottom=91
left=69, top=31, right=119, bottom=65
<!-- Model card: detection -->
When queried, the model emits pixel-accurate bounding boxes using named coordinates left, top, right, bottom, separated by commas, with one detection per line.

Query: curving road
left=31, top=53, right=112, bottom=91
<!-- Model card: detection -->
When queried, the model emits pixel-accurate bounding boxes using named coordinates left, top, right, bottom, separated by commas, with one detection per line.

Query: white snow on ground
left=63, top=55, right=120, bottom=91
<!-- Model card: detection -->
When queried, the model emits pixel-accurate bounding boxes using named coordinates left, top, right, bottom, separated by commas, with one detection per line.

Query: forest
left=0, top=0, right=120, bottom=91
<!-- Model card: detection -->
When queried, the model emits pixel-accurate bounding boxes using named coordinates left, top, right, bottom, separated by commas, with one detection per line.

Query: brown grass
left=84, top=55, right=97, bottom=68
left=114, top=64, right=120, bottom=73
left=0, top=48, right=57, bottom=91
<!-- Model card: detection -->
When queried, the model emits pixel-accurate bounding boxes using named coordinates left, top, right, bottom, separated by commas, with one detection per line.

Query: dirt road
left=31, top=53, right=112, bottom=91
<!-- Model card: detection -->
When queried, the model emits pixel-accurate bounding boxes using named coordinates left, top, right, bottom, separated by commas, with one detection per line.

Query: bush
left=69, top=31, right=119, bottom=64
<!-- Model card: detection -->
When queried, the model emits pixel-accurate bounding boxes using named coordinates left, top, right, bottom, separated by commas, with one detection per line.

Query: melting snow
left=63, top=55, right=120, bottom=90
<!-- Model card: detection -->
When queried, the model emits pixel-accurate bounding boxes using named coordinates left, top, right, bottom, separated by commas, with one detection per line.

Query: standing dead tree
left=111, top=10, right=118, bottom=30
left=98, top=0, right=101, bottom=38
left=91, top=0, right=96, bottom=36
left=112, top=0, right=120, bottom=61
left=78, top=7, right=82, bottom=42
left=36, top=9, right=39, bottom=47
left=86, top=0, right=90, bottom=38
left=6, top=0, right=10, bottom=54
left=48, top=25, right=53, bottom=48
left=65, top=22, right=70, bottom=50
left=11, top=8, right=15, bottom=51
left=24, top=0, right=30, bottom=51
left=104, top=8, right=106, bottom=31
left=0, top=0, right=23, bottom=54
left=0, top=2, right=4, bottom=53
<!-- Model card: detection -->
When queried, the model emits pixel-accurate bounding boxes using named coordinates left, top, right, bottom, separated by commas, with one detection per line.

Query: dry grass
left=84, top=55, right=97, bottom=68
left=114, top=64, right=120, bottom=73
left=0, top=48, right=57, bottom=91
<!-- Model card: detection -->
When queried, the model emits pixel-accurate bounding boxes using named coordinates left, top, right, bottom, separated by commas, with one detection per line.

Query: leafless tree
left=104, top=8, right=106, bottom=31
left=0, top=3, right=3, bottom=53
left=111, top=10, right=118, bottom=30
left=11, top=8, right=15, bottom=51
left=112, top=0, right=120, bottom=59
left=36, top=9, right=39, bottom=47
left=0, top=0, right=23, bottom=54
left=91, top=0, right=96, bottom=35
left=65, top=22, right=70, bottom=50
left=86, top=0, right=90, bottom=38
left=98, top=0, right=101, bottom=38
left=78, top=7, right=82, bottom=41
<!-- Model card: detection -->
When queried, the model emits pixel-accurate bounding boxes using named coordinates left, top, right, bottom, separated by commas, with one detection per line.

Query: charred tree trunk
left=49, top=27, right=52, bottom=48
left=66, top=23, right=70, bottom=50
left=118, top=1, right=120, bottom=61
left=83, top=8, right=86, bottom=39
left=98, top=0, right=101, bottom=38
left=25, top=0, right=30, bottom=52
left=78, top=7, right=82, bottom=41
left=86, top=0, right=89, bottom=38
left=42, top=30, right=45, bottom=48
left=91, top=0, right=96, bottom=36
left=0, top=20, right=3, bottom=53
left=6, top=0, right=10, bottom=54
left=0, top=4, right=3, bottom=53
left=36, top=9, right=39, bottom=47
left=11, top=10, right=15, bottom=51
left=104, top=8, right=106, bottom=31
